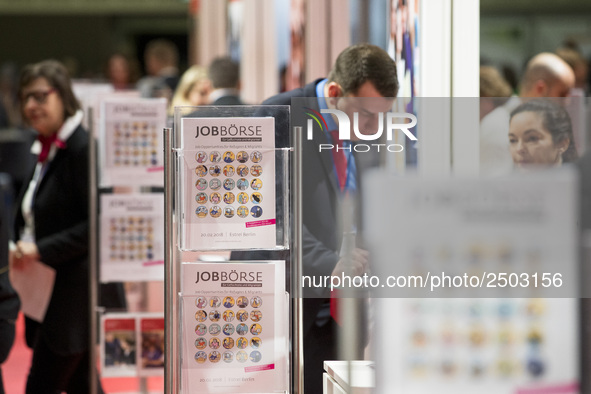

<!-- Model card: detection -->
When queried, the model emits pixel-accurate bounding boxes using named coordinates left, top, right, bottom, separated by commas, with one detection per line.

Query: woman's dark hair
left=510, top=99, right=578, bottom=163
left=19, top=59, right=80, bottom=118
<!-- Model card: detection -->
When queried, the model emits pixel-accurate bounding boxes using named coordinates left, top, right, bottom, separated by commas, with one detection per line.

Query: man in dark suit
left=252, top=43, right=398, bottom=392
left=208, top=56, right=244, bottom=105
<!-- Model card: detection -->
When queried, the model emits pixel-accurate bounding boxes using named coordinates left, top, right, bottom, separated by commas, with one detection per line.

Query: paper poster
left=364, top=169, right=579, bottom=393
left=72, top=81, right=114, bottom=130
left=180, top=261, right=287, bottom=393
left=375, top=298, right=578, bottom=394
left=101, top=315, right=137, bottom=377
left=100, top=98, right=167, bottom=187
left=139, top=316, right=165, bottom=376
left=100, top=194, right=164, bottom=283
left=180, top=117, right=277, bottom=250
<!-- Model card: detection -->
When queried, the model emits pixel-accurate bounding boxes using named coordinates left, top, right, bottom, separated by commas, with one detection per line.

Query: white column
left=328, top=0, right=350, bottom=68
left=418, top=0, right=452, bottom=175
left=417, top=0, right=479, bottom=176
left=305, top=0, right=350, bottom=83
left=197, top=0, right=227, bottom=67
left=451, top=0, right=480, bottom=175
left=241, top=0, right=279, bottom=104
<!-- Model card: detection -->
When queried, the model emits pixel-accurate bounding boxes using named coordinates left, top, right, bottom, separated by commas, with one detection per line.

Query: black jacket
left=15, top=125, right=90, bottom=355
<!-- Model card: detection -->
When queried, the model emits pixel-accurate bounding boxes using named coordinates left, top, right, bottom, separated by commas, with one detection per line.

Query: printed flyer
left=180, top=261, right=287, bottom=393
left=139, top=315, right=165, bottom=376
left=100, top=97, right=167, bottom=187
left=100, top=194, right=164, bottom=283
left=101, top=315, right=137, bottom=378
left=180, top=117, right=277, bottom=250
left=365, top=169, right=579, bottom=393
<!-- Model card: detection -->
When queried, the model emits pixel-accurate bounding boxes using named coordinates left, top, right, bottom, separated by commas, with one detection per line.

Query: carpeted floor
left=2, top=313, right=163, bottom=393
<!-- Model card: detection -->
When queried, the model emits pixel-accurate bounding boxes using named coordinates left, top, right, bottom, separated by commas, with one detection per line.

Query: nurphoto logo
left=304, top=107, right=417, bottom=153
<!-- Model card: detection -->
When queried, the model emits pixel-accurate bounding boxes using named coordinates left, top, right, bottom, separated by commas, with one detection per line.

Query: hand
left=16, top=241, right=40, bottom=265
left=331, top=248, right=370, bottom=277
left=9, top=249, right=25, bottom=271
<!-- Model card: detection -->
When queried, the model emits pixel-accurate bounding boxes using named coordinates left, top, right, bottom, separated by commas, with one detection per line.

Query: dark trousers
left=304, top=320, right=336, bottom=394
left=0, top=318, right=16, bottom=394
left=26, top=331, right=104, bottom=394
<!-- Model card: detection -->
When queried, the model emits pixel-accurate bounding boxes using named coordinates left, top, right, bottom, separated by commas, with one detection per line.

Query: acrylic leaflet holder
left=167, top=105, right=292, bottom=394
left=174, top=106, right=290, bottom=252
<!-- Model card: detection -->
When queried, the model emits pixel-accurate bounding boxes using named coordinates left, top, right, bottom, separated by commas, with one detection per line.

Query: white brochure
left=180, top=117, right=277, bottom=251
left=100, top=98, right=167, bottom=187
left=180, top=261, right=287, bottom=393
left=100, top=194, right=164, bottom=282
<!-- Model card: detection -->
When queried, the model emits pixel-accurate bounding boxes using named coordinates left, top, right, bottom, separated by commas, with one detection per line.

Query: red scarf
left=37, top=133, right=66, bottom=162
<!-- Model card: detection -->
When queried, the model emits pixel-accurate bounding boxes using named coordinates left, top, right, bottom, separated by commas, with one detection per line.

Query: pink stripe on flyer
left=147, top=166, right=165, bottom=172
left=245, top=364, right=275, bottom=373
left=516, top=382, right=579, bottom=394
left=245, top=219, right=276, bottom=228
left=142, top=260, right=164, bottom=267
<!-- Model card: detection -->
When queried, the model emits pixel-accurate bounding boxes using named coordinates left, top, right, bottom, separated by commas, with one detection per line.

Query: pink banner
left=516, top=382, right=579, bottom=394
left=147, top=166, right=165, bottom=172
left=142, top=260, right=164, bottom=267
left=245, top=364, right=275, bottom=373
left=245, top=219, right=276, bottom=228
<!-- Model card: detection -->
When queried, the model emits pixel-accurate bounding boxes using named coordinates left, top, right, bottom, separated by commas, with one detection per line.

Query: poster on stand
left=139, top=315, right=165, bottom=376
left=364, top=169, right=579, bottom=393
left=100, top=315, right=138, bottom=377
left=179, top=261, right=287, bottom=393
left=100, top=194, right=164, bottom=283
left=99, top=97, right=167, bottom=187
left=376, top=298, right=578, bottom=394
left=180, top=117, right=277, bottom=250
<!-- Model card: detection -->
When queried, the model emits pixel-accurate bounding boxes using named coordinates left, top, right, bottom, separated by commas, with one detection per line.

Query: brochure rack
left=165, top=106, right=297, bottom=393
left=90, top=97, right=168, bottom=394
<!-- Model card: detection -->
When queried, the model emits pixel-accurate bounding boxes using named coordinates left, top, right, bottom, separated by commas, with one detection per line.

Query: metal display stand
left=90, top=97, right=168, bottom=394
left=164, top=105, right=300, bottom=393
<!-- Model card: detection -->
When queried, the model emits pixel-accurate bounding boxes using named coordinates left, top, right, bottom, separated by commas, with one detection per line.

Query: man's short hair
left=208, top=57, right=240, bottom=89
left=145, top=39, right=179, bottom=67
left=327, top=43, right=399, bottom=97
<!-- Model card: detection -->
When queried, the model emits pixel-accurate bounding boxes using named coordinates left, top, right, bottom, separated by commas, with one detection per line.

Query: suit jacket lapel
left=301, top=83, right=340, bottom=196
left=34, top=142, right=67, bottom=198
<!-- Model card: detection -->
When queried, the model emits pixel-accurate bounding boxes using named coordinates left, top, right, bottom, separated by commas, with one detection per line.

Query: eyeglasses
left=21, top=88, right=56, bottom=104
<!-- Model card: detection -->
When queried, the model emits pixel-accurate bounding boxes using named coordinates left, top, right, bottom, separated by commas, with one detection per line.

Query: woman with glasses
left=11, top=60, right=101, bottom=393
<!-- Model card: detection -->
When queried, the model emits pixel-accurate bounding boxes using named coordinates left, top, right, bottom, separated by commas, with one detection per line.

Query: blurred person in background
left=105, top=52, right=140, bottom=91
left=479, top=65, right=513, bottom=121
left=518, top=53, right=575, bottom=99
left=508, top=98, right=577, bottom=169
left=556, top=46, right=589, bottom=94
left=11, top=60, right=102, bottom=393
left=207, top=56, right=244, bottom=105
left=137, top=39, right=180, bottom=100
left=480, top=52, right=575, bottom=175
left=0, top=62, right=21, bottom=128
left=168, top=65, right=211, bottom=115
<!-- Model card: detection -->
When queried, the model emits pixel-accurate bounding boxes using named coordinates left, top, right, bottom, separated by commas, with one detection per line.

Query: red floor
left=3, top=313, right=32, bottom=393
left=2, top=313, right=163, bottom=393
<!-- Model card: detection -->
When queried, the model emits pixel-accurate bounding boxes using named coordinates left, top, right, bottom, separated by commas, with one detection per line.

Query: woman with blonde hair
left=168, top=65, right=211, bottom=115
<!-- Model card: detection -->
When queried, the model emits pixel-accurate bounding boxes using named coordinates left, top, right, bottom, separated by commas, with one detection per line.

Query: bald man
left=520, top=52, right=575, bottom=98
left=480, top=52, right=575, bottom=175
